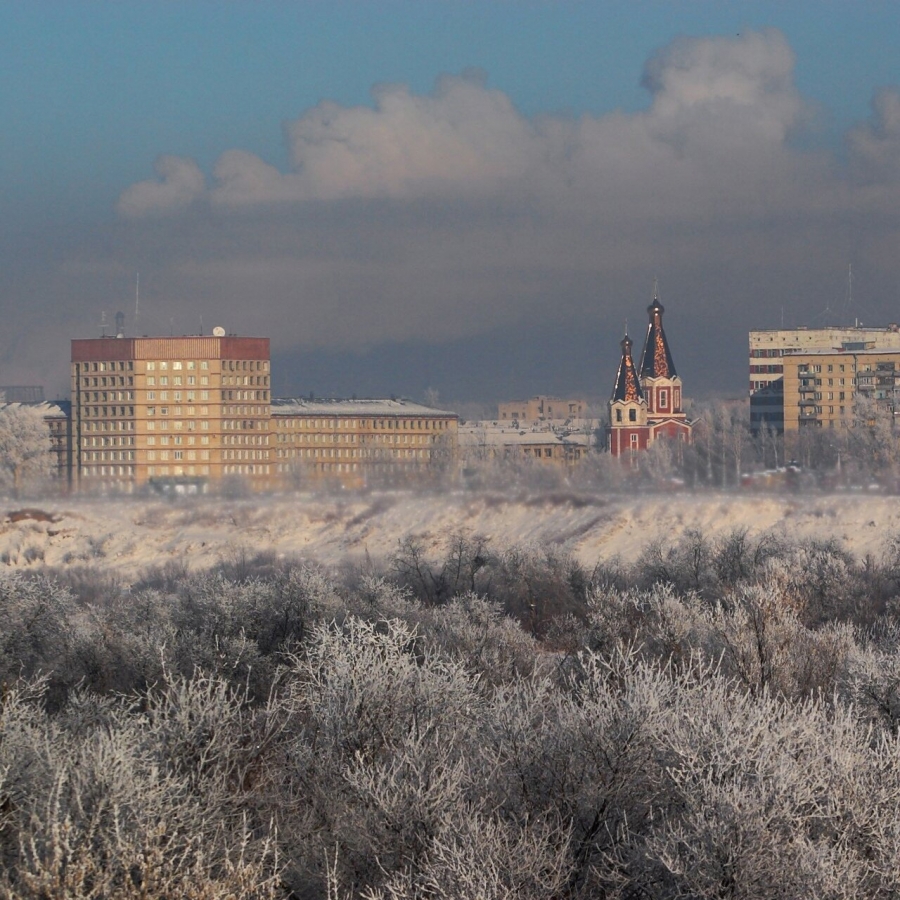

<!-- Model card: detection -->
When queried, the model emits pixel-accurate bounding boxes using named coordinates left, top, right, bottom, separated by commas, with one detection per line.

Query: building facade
left=71, top=335, right=271, bottom=490
left=607, top=291, right=691, bottom=458
left=749, top=325, right=900, bottom=433
left=271, top=398, right=458, bottom=488
left=498, top=396, right=587, bottom=423
left=782, top=348, right=900, bottom=432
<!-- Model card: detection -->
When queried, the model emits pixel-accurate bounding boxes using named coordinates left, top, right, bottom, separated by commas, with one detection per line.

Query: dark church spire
left=638, top=280, right=677, bottom=379
left=612, top=331, right=644, bottom=402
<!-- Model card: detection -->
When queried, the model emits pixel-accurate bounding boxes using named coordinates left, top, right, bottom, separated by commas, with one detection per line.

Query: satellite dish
left=212, top=326, right=226, bottom=337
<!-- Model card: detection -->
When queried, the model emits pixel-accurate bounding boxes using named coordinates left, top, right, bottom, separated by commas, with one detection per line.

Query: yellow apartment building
left=782, top=348, right=900, bottom=432
left=71, top=335, right=271, bottom=490
left=271, top=398, right=458, bottom=487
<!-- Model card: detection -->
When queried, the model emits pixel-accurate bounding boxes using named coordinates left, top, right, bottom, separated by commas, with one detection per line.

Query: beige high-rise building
left=782, top=348, right=900, bottom=432
left=749, top=325, right=900, bottom=433
left=749, top=326, right=900, bottom=395
left=71, top=335, right=271, bottom=490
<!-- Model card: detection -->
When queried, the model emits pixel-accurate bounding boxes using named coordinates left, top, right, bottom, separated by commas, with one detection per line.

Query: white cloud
left=117, top=30, right=825, bottom=221
left=116, top=155, right=206, bottom=218
left=848, top=87, right=900, bottom=184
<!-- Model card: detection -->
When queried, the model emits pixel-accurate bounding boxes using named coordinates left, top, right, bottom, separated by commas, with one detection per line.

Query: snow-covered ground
left=1, top=489, right=897, bottom=578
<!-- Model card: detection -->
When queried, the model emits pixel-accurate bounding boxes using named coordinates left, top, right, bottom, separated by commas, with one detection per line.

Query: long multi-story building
left=71, top=335, right=271, bottom=489
left=749, top=325, right=900, bottom=433
left=271, top=398, right=458, bottom=487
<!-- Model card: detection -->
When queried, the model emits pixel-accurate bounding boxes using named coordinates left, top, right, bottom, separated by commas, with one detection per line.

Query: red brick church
left=607, top=287, right=691, bottom=458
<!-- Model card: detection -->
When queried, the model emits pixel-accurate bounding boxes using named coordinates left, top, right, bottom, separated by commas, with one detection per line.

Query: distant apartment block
left=0, top=386, right=45, bottom=403
left=498, top=396, right=586, bottom=422
left=750, top=325, right=900, bottom=433
left=271, top=398, right=458, bottom=487
left=71, top=335, right=271, bottom=489
left=458, top=422, right=590, bottom=469
left=782, top=348, right=900, bottom=432
left=62, top=332, right=459, bottom=493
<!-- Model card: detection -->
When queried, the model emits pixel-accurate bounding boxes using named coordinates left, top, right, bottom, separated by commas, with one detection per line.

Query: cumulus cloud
left=117, top=30, right=820, bottom=220
left=848, top=87, right=900, bottom=184
left=117, top=155, right=206, bottom=217
left=47, top=28, right=895, bottom=402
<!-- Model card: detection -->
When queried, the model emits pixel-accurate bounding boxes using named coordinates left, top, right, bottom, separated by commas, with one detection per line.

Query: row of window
left=145, top=361, right=208, bottom=371
left=83, top=436, right=135, bottom=447
left=276, top=447, right=433, bottom=460
left=147, top=450, right=210, bottom=461
left=275, top=417, right=452, bottom=431
left=81, top=421, right=135, bottom=432
left=146, top=376, right=208, bottom=386
left=82, top=407, right=134, bottom=417
left=223, top=391, right=269, bottom=401
left=81, top=376, right=133, bottom=387
left=146, top=420, right=209, bottom=431
left=222, top=434, right=267, bottom=445
left=148, top=465, right=213, bottom=476
left=222, top=406, right=268, bottom=416
left=222, top=375, right=268, bottom=386
left=147, top=407, right=210, bottom=418
left=84, top=392, right=135, bottom=402
left=77, top=361, right=134, bottom=372
left=147, top=393, right=210, bottom=402
left=146, top=436, right=210, bottom=445
left=222, top=450, right=267, bottom=460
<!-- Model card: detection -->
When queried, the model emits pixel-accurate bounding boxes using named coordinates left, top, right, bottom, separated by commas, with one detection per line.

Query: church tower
left=639, top=285, right=684, bottom=418
left=607, top=331, right=650, bottom=458
left=607, top=282, right=692, bottom=458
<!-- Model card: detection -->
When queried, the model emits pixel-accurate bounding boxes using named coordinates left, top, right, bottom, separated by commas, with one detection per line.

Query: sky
left=2, top=1, right=900, bottom=406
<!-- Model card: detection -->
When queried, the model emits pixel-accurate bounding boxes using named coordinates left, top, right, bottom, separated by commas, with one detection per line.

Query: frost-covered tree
left=0, top=404, right=53, bottom=496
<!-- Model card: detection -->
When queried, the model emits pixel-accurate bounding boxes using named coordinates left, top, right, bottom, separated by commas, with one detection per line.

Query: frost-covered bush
left=7, top=531, right=900, bottom=897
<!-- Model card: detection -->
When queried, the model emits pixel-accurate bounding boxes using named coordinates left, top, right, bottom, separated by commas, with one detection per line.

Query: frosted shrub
left=280, top=617, right=484, bottom=894
left=482, top=647, right=680, bottom=896
left=0, top=676, right=281, bottom=900
left=647, top=674, right=900, bottom=899
left=408, top=593, right=542, bottom=683
left=364, top=813, right=572, bottom=900
left=0, top=574, right=77, bottom=686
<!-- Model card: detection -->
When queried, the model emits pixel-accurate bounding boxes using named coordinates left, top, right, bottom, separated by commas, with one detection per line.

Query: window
left=629, top=409, right=637, bottom=422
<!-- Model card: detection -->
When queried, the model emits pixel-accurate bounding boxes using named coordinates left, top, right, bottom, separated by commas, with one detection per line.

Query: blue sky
left=1, top=2, right=899, bottom=401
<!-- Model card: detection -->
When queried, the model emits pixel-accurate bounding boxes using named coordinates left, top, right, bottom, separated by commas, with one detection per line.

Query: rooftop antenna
left=134, top=273, right=140, bottom=331
left=100, top=310, right=107, bottom=337
left=653, top=277, right=659, bottom=300
left=199, top=314, right=204, bottom=336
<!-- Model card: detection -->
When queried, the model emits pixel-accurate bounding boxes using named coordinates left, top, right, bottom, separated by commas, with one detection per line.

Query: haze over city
left=3, top=1, right=899, bottom=404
